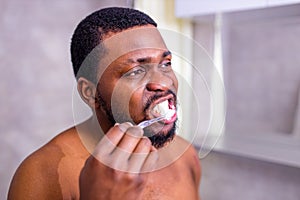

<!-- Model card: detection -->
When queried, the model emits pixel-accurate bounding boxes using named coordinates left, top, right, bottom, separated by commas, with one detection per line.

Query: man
left=8, top=7, right=201, bottom=200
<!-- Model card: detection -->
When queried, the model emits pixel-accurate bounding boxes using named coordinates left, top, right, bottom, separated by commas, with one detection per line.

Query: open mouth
left=148, top=95, right=177, bottom=124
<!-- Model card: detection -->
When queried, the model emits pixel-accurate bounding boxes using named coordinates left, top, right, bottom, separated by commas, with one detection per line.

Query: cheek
left=128, top=90, right=145, bottom=120
left=97, top=73, right=117, bottom=105
left=108, top=80, right=144, bottom=120
left=171, top=73, right=179, bottom=91
left=97, top=83, right=114, bottom=107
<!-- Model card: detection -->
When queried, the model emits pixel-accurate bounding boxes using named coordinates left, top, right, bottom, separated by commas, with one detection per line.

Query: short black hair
left=70, top=7, right=157, bottom=82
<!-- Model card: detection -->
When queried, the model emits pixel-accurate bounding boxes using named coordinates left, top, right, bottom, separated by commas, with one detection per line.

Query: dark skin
left=8, top=25, right=201, bottom=200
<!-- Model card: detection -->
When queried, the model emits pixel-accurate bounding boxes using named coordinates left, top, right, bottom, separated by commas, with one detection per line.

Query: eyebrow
left=162, top=50, right=172, bottom=58
left=126, top=50, right=172, bottom=64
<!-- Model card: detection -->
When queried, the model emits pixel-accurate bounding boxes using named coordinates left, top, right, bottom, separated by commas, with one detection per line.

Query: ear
left=77, top=77, right=98, bottom=109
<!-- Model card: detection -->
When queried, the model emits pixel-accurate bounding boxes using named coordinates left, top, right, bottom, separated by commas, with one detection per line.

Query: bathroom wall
left=200, top=151, right=300, bottom=200
left=0, top=0, right=132, bottom=199
left=194, top=4, right=300, bottom=200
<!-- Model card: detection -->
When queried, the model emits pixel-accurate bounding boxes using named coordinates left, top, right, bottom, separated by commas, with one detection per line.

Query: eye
left=162, top=61, right=172, bottom=67
left=124, top=66, right=146, bottom=78
left=160, top=61, right=172, bottom=70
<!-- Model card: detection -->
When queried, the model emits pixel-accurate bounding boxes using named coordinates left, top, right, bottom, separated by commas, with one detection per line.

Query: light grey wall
left=200, top=152, right=300, bottom=200
left=0, top=0, right=132, bottom=199
left=224, top=5, right=300, bottom=135
left=193, top=4, right=300, bottom=200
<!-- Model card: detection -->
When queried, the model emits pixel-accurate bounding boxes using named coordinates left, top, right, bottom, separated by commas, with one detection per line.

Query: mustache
left=143, top=90, right=177, bottom=113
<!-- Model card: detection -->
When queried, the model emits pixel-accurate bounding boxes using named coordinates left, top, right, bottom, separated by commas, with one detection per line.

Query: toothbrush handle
left=137, top=116, right=165, bottom=129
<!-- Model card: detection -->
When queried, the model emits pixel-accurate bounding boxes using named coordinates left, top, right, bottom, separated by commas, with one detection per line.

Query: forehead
left=97, top=27, right=168, bottom=76
left=104, top=26, right=167, bottom=55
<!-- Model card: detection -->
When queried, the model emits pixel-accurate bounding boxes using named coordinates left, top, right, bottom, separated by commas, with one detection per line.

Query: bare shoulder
left=8, top=127, right=88, bottom=200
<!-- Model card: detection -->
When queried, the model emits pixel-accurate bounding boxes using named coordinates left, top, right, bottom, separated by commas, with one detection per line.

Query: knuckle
left=93, top=149, right=110, bottom=162
left=123, top=173, right=145, bottom=186
left=141, top=137, right=151, bottom=147
left=86, top=156, right=100, bottom=167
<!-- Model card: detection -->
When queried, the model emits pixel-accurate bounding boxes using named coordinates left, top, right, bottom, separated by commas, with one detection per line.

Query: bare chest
left=140, top=167, right=198, bottom=200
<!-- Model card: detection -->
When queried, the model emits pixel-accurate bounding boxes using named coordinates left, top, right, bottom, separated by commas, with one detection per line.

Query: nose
left=145, top=71, right=173, bottom=92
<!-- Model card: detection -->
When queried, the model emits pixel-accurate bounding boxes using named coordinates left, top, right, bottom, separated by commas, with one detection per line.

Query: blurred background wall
left=1, top=0, right=300, bottom=199
left=0, top=0, right=133, bottom=199
left=188, top=2, right=300, bottom=200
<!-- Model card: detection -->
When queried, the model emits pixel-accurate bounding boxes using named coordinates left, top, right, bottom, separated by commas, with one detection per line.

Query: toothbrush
left=137, top=110, right=175, bottom=129
left=137, top=115, right=166, bottom=129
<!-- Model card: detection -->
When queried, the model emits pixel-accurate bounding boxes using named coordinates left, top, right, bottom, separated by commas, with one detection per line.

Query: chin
left=145, top=120, right=177, bottom=149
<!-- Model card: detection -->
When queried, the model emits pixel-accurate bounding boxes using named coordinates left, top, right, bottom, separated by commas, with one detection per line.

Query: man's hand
left=79, top=123, right=158, bottom=200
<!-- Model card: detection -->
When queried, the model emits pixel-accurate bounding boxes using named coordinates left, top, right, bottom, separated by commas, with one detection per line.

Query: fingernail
left=126, top=126, right=144, bottom=137
left=118, top=123, right=131, bottom=132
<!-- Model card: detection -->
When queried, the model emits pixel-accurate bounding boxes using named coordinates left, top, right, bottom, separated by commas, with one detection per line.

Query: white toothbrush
left=137, top=110, right=175, bottom=129
left=137, top=115, right=166, bottom=129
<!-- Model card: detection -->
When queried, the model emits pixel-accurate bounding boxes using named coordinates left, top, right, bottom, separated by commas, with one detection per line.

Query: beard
left=95, top=93, right=116, bottom=125
left=95, top=90, right=177, bottom=148
left=144, top=120, right=177, bottom=148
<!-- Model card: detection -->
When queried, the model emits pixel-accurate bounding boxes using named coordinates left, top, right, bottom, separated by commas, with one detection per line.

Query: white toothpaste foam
left=153, top=100, right=175, bottom=120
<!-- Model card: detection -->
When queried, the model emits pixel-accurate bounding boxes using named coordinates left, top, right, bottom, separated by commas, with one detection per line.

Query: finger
left=132, top=137, right=152, bottom=154
left=110, top=126, right=144, bottom=171
left=114, top=126, right=144, bottom=153
left=140, top=149, right=159, bottom=173
left=93, top=122, right=132, bottom=158
left=106, top=122, right=133, bottom=145
left=127, top=137, right=152, bottom=173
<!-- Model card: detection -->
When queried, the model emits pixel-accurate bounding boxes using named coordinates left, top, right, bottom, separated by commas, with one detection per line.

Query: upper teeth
left=153, top=100, right=169, bottom=116
left=165, top=109, right=175, bottom=120
left=152, top=100, right=175, bottom=120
